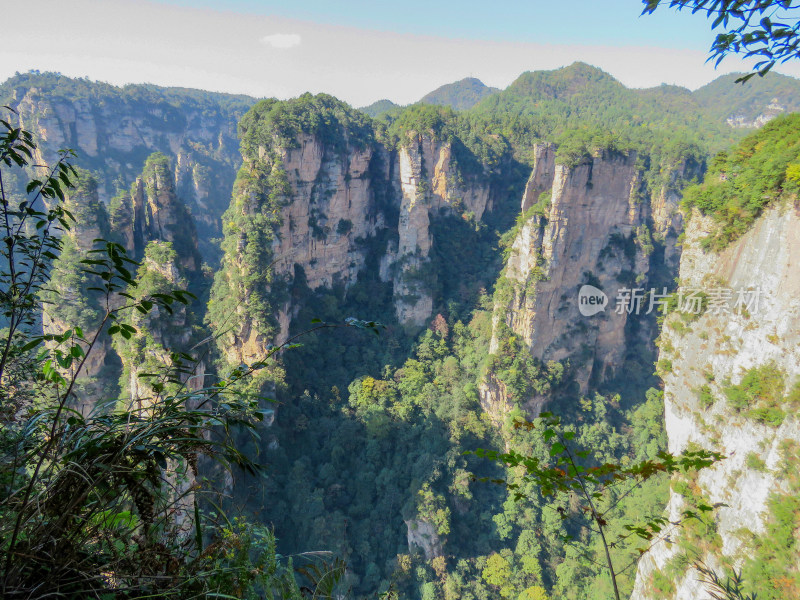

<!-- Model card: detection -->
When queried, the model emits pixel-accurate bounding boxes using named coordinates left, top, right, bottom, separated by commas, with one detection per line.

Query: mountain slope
left=359, top=98, right=400, bottom=117
left=419, top=77, right=499, bottom=110
left=470, top=62, right=800, bottom=154
left=693, top=71, right=800, bottom=127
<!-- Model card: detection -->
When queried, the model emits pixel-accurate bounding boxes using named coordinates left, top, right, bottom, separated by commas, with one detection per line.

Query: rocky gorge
left=3, top=66, right=800, bottom=599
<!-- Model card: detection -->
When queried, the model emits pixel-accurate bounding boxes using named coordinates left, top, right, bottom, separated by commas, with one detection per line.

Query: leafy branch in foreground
left=643, top=0, right=800, bottom=81
left=0, top=112, right=365, bottom=598
left=469, top=411, right=724, bottom=600
left=696, top=561, right=758, bottom=600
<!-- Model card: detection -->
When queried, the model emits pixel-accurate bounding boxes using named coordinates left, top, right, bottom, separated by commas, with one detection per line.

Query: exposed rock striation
left=210, top=95, right=503, bottom=365
left=42, top=159, right=204, bottom=407
left=1, top=72, right=253, bottom=262
left=479, top=145, right=703, bottom=421
left=111, top=152, right=201, bottom=272
left=389, top=135, right=492, bottom=327
left=482, top=149, right=657, bottom=416
left=630, top=203, right=800, bottom=599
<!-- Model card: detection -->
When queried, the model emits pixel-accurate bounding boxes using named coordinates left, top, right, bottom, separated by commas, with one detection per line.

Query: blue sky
left=155, top=0, right=714, bottom=49
left=5, top=0, right=800, bottom=106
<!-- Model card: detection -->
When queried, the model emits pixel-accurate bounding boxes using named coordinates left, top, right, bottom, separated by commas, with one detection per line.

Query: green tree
left=472, top=412, right=724, bottom=600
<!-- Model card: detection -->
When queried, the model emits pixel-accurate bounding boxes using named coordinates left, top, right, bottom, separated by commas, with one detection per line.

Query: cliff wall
left=209, top=96, right=504, bottom=365
left=2, top=73, right=253, bottom=262
left=481, top=147, right=679, bottom=417
left=630, top=203, right=800, bottom=599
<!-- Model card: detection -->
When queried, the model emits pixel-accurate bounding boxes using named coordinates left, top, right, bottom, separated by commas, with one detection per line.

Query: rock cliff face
left=482, top=149, right=665, bottom=415
left=116, top=241, right=200, bottom=404
left=210, top=96, right=503, bottom=365
left=630, top=203, right=800, bottom=599
left=42, top=171, right=113, bottom=385
left=405, top=519, right=444, bottom=560
left=726, top=98, right=787, bottom=129
left=43, top=158, right=203, bottom=406
left=1, top=73, right=254, bottom=262
left=112, top=153, right=201, bottom=272
left=270, top=133, right=382, bottom=292
left=388, top=135, right=492, bottom=327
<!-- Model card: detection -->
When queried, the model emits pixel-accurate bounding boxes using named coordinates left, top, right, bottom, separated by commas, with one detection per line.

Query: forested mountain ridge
left=469, top=62, right=800, bottom=155
left=692, top=71, right=800, bottom=126
left=360, top=64, right=800, bottom=133
left=358, top=78, right=497, bottom=117
left=3, top=63, right=800, bottom=599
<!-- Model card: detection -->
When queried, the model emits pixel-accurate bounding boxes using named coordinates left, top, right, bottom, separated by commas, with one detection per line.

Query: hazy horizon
left=7, top=0, right=800, bottom=107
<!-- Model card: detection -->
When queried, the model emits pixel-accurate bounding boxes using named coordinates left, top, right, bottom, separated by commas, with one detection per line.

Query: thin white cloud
left=260, top=33, right=301, bottom=49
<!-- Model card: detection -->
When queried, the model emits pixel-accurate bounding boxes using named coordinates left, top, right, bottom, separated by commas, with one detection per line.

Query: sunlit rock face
left=390, top=135, right=492, bottom=327
left=630, top=205, right=800, bottom=600
left=214, top=118, right=500, bottom=364
left=482, top=148, right=672, bottom=418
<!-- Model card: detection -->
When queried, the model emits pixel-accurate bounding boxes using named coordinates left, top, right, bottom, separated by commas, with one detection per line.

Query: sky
left=4, top=0, right=800, bottom=107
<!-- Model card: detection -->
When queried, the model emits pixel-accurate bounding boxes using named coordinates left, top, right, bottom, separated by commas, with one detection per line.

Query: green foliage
left=358, top=99, right=401, bottom=118
left=692, top=71, right=800, bottom=121
left=0, top=120, right=329, bottom=598
left=695, top=562, right=757, bottom=600
left=419, top=78, right=499, bottom=112
left=207, top=157, right=288, bottom=354
left=655, top=358, right=674, bottom=377
left=554, top=128, right=631, bottom=167
left=336, top=218, right=353, bottom=235
left=468, top=62, right=734, bottom=161
left=682, top=114, right=800, bottom=249
left=471, top=412, right=723, bottom=600
left=723, top=362, right=792, bottom=425
left=697, top=384, right=715, bottom=409
left=377, top=103, right=516, bottom=173
left=643, top=1, right=800, bottom=81
left=651, top=568, right=677, bottom=597
left=740, top=440, right=800, bottom=599
left=745, top=451, right=768, bottom=472
left=239, top=93, right=374, bottom=154
left=482, top=552, right=515, bottom=597
left=629, top=388, right=669, bottom=462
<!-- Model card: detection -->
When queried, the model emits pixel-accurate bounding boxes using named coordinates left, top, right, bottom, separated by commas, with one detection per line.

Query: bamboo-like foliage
left=0, top=111, right=355, bottom=599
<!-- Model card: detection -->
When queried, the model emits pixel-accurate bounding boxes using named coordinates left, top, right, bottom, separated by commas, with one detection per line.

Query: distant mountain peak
left=358, top=98, right=400, bottom=118
left=418, top=77, right=500, bottom=111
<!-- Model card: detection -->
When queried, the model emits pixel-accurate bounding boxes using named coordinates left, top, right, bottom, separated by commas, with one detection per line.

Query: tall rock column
left=389, top=134, right=492, bottom=327
left=482, top=149, right=650, bottom=419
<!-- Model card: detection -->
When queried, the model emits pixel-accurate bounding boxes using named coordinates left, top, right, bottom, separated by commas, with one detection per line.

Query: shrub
left=697, top=384, right=715, bottom=409
left=723, top=363, right=788, bottom=425
left=746, top=452, right=768, bottom=472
